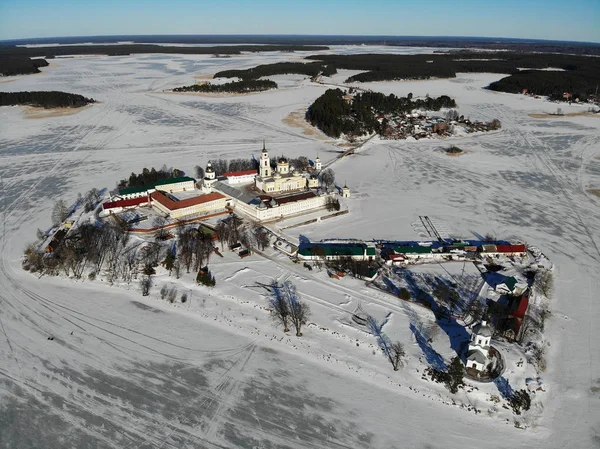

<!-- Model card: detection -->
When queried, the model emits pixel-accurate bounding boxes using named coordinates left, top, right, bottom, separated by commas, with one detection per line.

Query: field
left=1, top=47, right=599, bottom=448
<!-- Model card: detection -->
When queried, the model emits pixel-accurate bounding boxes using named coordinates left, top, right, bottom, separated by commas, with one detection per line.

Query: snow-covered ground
left=1, top=47, right=599, bottom=448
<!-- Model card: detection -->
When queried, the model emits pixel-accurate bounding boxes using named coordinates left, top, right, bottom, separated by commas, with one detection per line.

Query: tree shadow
left=494, top=375, right=514, bottom=399
left=410, top=323, right=446, bottom=371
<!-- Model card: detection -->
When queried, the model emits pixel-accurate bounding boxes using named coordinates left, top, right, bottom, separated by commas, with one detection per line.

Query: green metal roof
left=119, top=185, right=149, bottom=196
left=503, top=277, right=518, bottom=290
left=299, top=245, right=373, bottom=257
left=393, top=245, right=432, bottom=254
left=155, top=176, right=196, bottom=187
left=119, top=176, right=196, bottom=196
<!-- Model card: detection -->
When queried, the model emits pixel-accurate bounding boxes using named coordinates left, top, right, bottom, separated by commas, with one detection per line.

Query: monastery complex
left=101, top=143, right=349, bottom=223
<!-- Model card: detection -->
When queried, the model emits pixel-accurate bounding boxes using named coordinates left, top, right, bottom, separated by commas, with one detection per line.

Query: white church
left=255, top=144, right=321, bottom=193
left=200, top=142, right=349, bottom=222
left=466, top=320, right=492, bottom=373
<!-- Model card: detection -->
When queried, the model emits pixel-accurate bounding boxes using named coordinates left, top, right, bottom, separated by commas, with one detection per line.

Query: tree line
left=303, top=52, right=600, bottom=100
left=0, top=44, right=329, bottom=60
left=306, top=88, right=456, bottom=138
left=117, top=166, right=185, bottom=190
left=173, top=79, right=277, bottom=94
left=0, top=91, right=95, bottom=108
left=0, top=56, right=49, bottom=76
left=214, top=62, right=336, bottom=81
left=488, top=70, right=597, bottom=101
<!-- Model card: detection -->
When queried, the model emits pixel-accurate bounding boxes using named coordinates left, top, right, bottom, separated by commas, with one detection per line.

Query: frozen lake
left=1, top=48, right=599, bottom=448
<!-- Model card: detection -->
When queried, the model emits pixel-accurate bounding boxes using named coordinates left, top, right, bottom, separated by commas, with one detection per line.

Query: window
left=478, top=339, right=482, bottom=345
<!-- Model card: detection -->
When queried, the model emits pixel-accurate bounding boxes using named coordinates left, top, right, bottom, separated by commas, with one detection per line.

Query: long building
left=119, top=176, right=196, bottom=200
left=150, top=191, right=226, bottom=219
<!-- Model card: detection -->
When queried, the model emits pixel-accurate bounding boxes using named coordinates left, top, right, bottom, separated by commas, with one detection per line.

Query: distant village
left=378, top=110, right=502, bottom=140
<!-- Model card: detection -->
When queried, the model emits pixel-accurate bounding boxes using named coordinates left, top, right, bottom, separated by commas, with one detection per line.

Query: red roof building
left=151, top=191, right=225, bottom=211
left=496, top=244, right=526, bottom=255
left=102, top=196, right=149, bottom=211
left=222, top=169, right=258, bottom=178
left=510, top=295, right=529, bottom=319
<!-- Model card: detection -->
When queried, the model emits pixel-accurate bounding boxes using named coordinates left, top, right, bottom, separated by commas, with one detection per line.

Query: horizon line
left=2, top=33, right=599, bottom=46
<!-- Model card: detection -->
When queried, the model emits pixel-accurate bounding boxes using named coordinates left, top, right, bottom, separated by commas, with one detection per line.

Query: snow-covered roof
left=467, top=349, right=487, bottom=364
left=472, top=321, right=492, bottom=337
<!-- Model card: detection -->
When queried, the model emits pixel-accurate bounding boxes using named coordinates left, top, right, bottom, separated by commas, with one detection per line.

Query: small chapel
left=466, top=320, right=492, bottom=373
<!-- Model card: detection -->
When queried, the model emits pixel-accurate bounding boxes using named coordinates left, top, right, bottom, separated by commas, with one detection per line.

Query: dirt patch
left=440, top=149, right=470, bottom=157
left=0, top=79, right=17, bottom=84
left=157, top=90, right=253, bottom=98
left=23, top=104, right=93, bottom=119
left=194, top=75, right=214, bottom=81
left=282, top=109, right=327, bottom=140
left=587, top=189, right=600, bottom=197
left=529, top=112, right=600, bottom=119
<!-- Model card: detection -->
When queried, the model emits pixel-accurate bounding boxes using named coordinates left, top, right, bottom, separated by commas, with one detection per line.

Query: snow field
left=0, top=47, right=599, bottom=448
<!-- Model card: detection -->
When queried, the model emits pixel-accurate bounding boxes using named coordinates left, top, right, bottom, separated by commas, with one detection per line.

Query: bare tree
left=269, top=281, right=291, bottom=332
left=167, top=287, right=178, bottom=304
left=195, top=165, right=204, bottom=179
left=286, top=284, right=310, bottom=337
left=52, top=199, right=69, bottom=226
left=388, top=341, right=406, bottom=371
left=535, top=270, right=554, bottom=298
left=140, top=276, right=152, bottom=296
left=253, top=225, right=270, bottom=251
left=160, top=284, right=169, bottom=300
left=319, top=168, right=335, bottom=191
left=325, top=196, right=340, bottom=212
left=153, top=216, right=168, bottom=241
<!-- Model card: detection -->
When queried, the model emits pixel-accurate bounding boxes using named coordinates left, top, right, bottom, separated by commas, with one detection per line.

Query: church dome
left=274, top=172, right=282, bottom=179
left=472, top=320, right=492, bottom=337
left=293, top=170, right=300, bottom=176
left=278, top=157, right=288, bottom=164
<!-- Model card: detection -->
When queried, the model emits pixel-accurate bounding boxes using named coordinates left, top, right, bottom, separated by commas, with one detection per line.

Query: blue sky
left=1, top=0, right=599, bottom=42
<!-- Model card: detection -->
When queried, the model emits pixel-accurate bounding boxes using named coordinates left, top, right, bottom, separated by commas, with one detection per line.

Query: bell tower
left=260, top=141, right=271, bottom=178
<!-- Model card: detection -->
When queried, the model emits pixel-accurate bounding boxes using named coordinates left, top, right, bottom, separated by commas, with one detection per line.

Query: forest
left=305, top=89, right=456, bottom=138
left=0, top=56, right=49, bottom=76
left=0, top=91, right=95, bottom=108
left=487, top=70, right=598, bottom=101
left=214, top=62, right=336, bottom=80
left=117, top=166, right=186, bottom=190
left=173, top=79, right=277, bottom=93
left=0, top=44, right=328, bottom=59
left=304, top=52, right=600, bottom=100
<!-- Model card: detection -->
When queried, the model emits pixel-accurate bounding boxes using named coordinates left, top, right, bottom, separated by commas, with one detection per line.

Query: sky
left=1, top=0, right=599, bottom=43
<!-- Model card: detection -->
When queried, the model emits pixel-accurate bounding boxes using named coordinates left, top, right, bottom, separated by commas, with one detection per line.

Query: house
left=45, top=229, right=68, bottom=253
left=239, top=249, right=251, bottom=258
left=222, top=169, right=258, bottom=185
left=495, top=276, right=527, bottom=295
left=274, top=239, right=298, bottom=257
